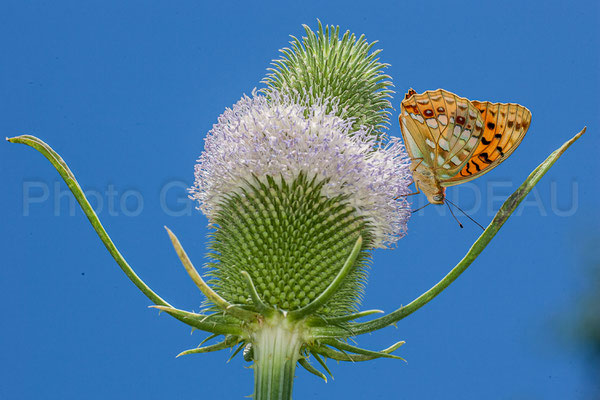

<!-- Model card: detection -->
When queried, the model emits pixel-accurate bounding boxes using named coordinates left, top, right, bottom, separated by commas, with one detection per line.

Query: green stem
left=253, top=318, right=303, bottom=400
left=311, top=127, right=586, bottom=338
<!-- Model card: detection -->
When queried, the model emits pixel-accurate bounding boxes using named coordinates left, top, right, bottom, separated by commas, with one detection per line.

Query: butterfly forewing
left=443, top=101, right=532, bottom=185
left=399, top=89, right=484, bottom=180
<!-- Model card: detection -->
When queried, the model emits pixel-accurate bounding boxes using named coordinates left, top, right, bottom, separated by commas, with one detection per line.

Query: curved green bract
left=311, top=127, right=587, bottom=338
left=298, top=358, right=327, bottom=382
left=311, top=340, right=404, bottom=362
left=176, top=336, right=240, bottom=357
left=165, top=227, right=259, bottom=322
left=7, top=135, right=242, bottom=336
left=288, top=236, right=363, bottom=320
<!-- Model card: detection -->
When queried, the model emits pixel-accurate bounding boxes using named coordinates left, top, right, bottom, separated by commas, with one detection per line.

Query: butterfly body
left=399, top=89, right=531, bottom=205
left=411, top=161, right=445, bottom=204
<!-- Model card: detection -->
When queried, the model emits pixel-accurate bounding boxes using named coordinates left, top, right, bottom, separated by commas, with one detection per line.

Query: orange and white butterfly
left=399, top=89, right=532, bottom=204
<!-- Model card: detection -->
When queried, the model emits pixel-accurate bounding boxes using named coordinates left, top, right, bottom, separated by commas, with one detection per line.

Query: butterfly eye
left=433, top=194, right=443, bottom=201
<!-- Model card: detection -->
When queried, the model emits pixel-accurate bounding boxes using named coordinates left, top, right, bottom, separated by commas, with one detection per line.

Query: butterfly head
left=423, top=189, right=445, bottom=205
left=430, top=192, right=445, bottom=204
left=411, top=162, right=446, bottom=205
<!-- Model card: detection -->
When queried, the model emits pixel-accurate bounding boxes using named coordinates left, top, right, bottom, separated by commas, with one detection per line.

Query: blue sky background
left=1, top=1, right=599, bottom=399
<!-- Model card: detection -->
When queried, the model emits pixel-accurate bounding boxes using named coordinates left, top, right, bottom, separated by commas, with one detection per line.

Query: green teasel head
left=189, top=92, right=412, bottom=321
left=262, top=20, right=394, bottom=139
left=206, top=173, right=373, bottom=317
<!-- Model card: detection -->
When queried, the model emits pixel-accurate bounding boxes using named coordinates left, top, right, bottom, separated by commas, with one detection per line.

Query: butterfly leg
left=409, top=157, right=424, bottom=173
left=397, top=158, right=424, bottom=197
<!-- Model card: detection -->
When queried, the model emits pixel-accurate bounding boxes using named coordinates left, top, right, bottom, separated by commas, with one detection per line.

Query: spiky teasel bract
left=263, top=20, right=394, bottom=139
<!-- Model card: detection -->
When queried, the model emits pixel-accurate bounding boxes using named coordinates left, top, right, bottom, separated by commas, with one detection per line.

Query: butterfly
left=399, top=89, right=532, bottom=204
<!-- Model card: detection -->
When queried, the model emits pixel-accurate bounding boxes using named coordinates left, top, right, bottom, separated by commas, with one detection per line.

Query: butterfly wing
left=399, top=89, right=484, bottom=180
left=441, top=101, right=532, bottom=186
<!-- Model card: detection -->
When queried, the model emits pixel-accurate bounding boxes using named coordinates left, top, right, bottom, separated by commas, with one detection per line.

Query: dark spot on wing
left=487, top=122, right=496, bottom=130
left=478, top=152, right=493, bottom=164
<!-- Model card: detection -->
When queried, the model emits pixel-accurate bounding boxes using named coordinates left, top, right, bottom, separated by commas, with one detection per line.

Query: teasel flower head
left=179, top=26, right=411, bottom=389
left=180, top=86, right=412, bottom=391
left=190, top=90, right=411, bottom=250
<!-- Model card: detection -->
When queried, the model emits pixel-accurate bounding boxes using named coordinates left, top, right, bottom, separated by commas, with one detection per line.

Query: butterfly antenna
left=411, top=202, right=431, bottom=214
left=445, top=198, right=485, bottom=230
left=445, top=200, right=463, bottom=228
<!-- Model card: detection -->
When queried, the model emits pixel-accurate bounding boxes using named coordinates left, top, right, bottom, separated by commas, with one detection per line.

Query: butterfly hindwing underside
left=446, top=101, right=532, bottom=184
left=399, top=89, right=532, bottom=194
